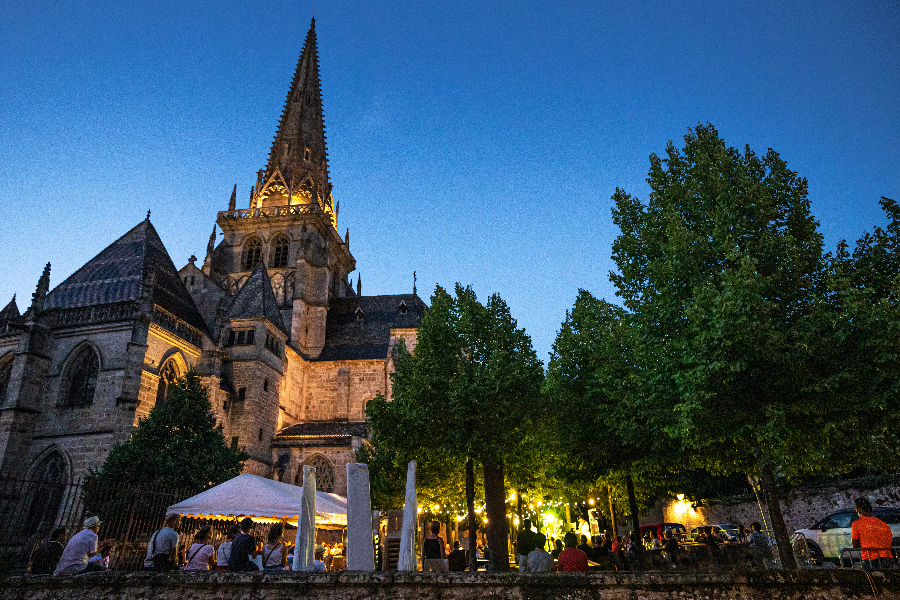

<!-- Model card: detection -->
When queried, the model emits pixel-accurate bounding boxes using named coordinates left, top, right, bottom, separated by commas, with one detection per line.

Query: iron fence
left=0, top=474, right=192, bottom=572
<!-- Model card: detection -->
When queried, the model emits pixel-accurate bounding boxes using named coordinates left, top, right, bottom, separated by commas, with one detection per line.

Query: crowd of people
left=30, top=513, right=347, bottom=575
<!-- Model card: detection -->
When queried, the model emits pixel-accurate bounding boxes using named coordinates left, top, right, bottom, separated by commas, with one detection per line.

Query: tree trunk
left=608, top=486, right=618, bottom=538
left=625, top=474, right=642, bottom=569
left=465, top=457, right=477, bottom=573
left=482, top=456, right=509, bottom=572
left=760, top=465, right=798, bottom=570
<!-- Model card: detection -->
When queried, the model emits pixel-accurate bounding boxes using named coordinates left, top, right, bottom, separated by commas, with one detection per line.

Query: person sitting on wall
left=448, top=541, right=467, bottom=572
left=557, top=532, right=589, bottom=573
left=144, top=514, right=181, bottom=571
left=262, top=524, right=287, bottom=571
left=852, top=497, right=895, bottom=570
left=182, top=526, right=216, bottom=571
left=89, top=540, right=114, bottom=570
left=54, top=516, right=105, bottom=576
left=31, top=527, right=67, bottom=575
left=228, top=517, right=260, bottom=571
left=526, top=538, right=552, bottom=573
left=216, top=525, right=238, bottom=571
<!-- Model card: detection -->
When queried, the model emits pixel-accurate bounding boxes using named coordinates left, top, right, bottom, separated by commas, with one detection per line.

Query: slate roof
left=0, top=296, right=19, bottom=319
left=316, top=293, right=427, bottom=361
left=276, top=421, right=369, bottom=439
left=43, top=219, right=209, bottom=334
left=223, top=262, right=288, bottom=335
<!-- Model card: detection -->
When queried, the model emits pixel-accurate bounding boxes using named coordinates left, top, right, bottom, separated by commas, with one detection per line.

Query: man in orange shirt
left=851, top=497, right=895, bottom=570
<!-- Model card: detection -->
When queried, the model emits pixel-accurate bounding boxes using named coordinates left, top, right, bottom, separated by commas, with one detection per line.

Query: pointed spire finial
left=30, top=262, right=51, bottom=312
left=207, top=225, right=217, bottom=257
left=345, top=227, right=349, bottom=246
left=413, top=271, right=417, bottom=295
left=228, top=184, right=237, bottom=212
left=357, top=274, right=361, bottom=297
left=146, top=209, right=151, bottom=220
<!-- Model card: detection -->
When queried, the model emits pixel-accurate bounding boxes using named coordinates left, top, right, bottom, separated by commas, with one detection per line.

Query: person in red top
left=851, top=497, right=895, bottom=569
left=557, top=532, right=589, bottom=573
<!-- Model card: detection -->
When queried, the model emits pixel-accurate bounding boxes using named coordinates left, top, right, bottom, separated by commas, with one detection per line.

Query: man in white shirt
left=54, top=516, right=103, bottom=576
left=144, top=514, right=181, bottom=570
left=526, top=544, right=552, bottom=573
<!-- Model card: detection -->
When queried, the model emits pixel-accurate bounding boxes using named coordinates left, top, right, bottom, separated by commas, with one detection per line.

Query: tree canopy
left=89, top=370, right=246, bottom=492
left=362, top=284, right=545, bottom=570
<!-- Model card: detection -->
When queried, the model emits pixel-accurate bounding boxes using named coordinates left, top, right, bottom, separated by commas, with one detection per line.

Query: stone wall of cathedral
left=299, top=359, right=384, bottom=422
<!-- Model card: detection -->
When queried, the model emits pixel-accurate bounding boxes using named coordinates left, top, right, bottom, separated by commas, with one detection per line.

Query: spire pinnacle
left=30, top=262, right=51, bottom=312
left=206, top=225, right=217, bottom=256
left=259, top=18, right=334, bottom=222
left=228, top=184, right=237, bottom=211
left=413, top=271, right=417, bottom=295
left=357, top=274, right=361, bottom=297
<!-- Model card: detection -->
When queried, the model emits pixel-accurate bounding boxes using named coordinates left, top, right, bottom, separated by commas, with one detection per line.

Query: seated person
left=312, top=544, right=327, bottom=572
left=448, top=541, right=467, bottom=572
left=558, top=532, right=589, bottom=573
left=526, top=542, right=552, bottom=573
left=577, top=535, right=594, bottom=560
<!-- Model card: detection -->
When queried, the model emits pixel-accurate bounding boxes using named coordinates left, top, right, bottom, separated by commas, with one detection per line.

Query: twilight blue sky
left=1, top=0, right=898, bottom=362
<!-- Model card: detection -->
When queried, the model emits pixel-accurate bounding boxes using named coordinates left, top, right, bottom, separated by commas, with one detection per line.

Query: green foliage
left=88, top=370, right=246, bottom=492
left=361, top=284, right=545, bottom=513
left=607, top=123, right=900, bottom=483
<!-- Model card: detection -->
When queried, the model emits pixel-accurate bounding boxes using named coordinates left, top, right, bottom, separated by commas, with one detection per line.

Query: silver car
left=795, top=508, right=900, bottom=563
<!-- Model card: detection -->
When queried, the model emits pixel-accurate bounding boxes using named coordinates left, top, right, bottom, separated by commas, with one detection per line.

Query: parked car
left=690, top=524, right=742, bottom=542
left=796, top=508, right=900, bottom=563
left=640, top=523, right=687, bottom=542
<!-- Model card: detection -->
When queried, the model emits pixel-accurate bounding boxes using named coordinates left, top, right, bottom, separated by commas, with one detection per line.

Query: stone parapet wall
left=0, top=570, right=895, bottom=600
left=662, top=483, right=900, bottom=533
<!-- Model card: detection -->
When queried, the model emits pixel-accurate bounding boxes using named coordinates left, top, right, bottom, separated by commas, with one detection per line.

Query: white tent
left=166, top=473, right=347, bottom=528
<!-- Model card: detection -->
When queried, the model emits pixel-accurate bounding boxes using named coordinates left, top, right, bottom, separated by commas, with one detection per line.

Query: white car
left=795, top=508, right=900, bottom=563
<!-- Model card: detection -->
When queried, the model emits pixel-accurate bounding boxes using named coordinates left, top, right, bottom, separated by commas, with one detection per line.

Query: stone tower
left=210, top=18, right=355, bottom=358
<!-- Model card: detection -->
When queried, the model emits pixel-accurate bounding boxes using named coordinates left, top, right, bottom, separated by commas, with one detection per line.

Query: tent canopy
left=166, top=473, right=347, bottom=527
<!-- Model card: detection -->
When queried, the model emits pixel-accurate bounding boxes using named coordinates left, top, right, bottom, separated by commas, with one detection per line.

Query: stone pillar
left=293, top=465, right=316, bottom=571
left=398, top=461, right=417, bottom=571
left=346, top=463, right=375, bottom=571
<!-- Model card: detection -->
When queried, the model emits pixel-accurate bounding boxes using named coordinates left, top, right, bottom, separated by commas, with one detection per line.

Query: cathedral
left=0, top=18, right=424, bottom=496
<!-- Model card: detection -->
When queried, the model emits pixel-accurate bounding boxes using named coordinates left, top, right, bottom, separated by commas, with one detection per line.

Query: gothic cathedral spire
left=256, top=17, right=335, bottom=228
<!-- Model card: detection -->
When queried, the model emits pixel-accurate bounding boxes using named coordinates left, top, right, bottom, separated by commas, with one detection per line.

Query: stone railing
left=0, top=570, right=895, bottom=600
left=218, top=204, right=321, bottom=221
left=151, top=305, right=204, bottom=348
left=43, top=301, right=139, bottom=329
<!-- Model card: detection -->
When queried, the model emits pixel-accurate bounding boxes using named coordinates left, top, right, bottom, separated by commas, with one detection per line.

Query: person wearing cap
left=54, top=516, right=104, bottom=576
left=312, top=544, right=327, bottom=572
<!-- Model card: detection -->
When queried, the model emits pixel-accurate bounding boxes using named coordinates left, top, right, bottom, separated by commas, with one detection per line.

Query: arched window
left=272, top=235, right=289, bottom=268
left=0, top=357, right=11, bottom=406
left=23, top=451, right=69, bottom=536
left=296, top=455, right=335, bottom=493
left=156, top=359, right=179, bottom=405
left=243, top=238, right=262, bottom=270
left=64, top=346, right=99, bottom=407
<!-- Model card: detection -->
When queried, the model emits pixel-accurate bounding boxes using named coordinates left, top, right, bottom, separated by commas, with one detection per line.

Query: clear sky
left=1, top=0, right=898, bottom=363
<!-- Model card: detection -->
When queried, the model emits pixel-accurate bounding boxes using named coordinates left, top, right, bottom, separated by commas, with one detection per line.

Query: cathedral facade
left=0, top=19, right=423, bottom=497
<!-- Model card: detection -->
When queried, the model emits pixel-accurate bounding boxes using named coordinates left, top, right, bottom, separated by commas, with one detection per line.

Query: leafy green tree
left=609, top=124, right=830, bottom=568
left=545, top=289, right=682, bottom=563
left=89, top=369, right=246, bottom=491
left=362, top=284, right=545, bottom=571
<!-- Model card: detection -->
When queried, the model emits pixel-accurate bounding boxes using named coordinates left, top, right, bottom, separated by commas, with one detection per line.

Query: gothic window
left=156, top=359, right=179, bottom=406
left=0, top=357, right=11, bottom=406
left=243, top=238, right=262, bottom=270
left=23, top=451, right=69, bottom=536
left=298, top=455, right=335, bottom=493
left=63, top=346, right=99, bottom=407
left=272, top=236, right=289, bottom=268
left=304, top=148, right=310, bottom=161
left=399, top=300, right=408, bottom=315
